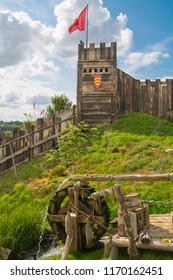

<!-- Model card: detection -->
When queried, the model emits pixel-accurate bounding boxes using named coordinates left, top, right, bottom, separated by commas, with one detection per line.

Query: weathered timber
left=70, top=204, right=110, bottom=232
left=115, top=185, right=138, bottom=259
left=9, top=143, right=17, bottom=175
left=69, top=173, right=173, bottom=182
left=61, top=212, right=74, bottom=260
left=101, top=213, right=173, bottom=253
left=47, top=184, right=110, bottom=250
left=0, top=107, right=77, bottom=174
left=77, top=42, right=173, bottom=127
left=77, top=42, right=117, bottom=126
left=105, top=235, right=173, bottom=252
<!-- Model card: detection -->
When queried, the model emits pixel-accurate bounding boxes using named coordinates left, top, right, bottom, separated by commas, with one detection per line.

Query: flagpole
left=86, top=4, right=89, bottom=48
left=33, top=101, right=35, bottom=121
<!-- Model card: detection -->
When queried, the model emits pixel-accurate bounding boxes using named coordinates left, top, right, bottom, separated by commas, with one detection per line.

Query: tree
left=21, top=113, right=34, bottom=130
left=46, top=94, right=72, bottom=116
left=46, top=122, right=95, bottom=173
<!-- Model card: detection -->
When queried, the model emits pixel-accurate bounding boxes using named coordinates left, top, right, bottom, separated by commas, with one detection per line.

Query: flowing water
left=36, top=206, right=49, bottom=259
left=38, top=245, right=64, bottom=260
left=35, top=206, right=64, bottom=260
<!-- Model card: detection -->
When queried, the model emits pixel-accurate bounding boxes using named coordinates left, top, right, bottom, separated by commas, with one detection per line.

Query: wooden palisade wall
left=77, top=42, right=173, bottom=126
left=0, top=106, right=77, bottom=174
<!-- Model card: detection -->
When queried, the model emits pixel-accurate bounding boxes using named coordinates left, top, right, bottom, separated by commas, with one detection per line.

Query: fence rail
left=0, top=107, right=77, bottom=175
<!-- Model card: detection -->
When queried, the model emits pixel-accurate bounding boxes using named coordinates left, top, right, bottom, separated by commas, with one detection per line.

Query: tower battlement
left=78, top=41, right=117, bottom=62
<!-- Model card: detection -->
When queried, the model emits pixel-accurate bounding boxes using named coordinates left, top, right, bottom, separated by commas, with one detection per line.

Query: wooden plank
left=47, top=214, right=105, bottom=224
left=110, top=235, right=173, bottom=252
left=0, top=146, right=28, bottom=164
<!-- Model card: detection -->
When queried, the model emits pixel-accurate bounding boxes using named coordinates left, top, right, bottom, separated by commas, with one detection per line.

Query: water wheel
left=47, top=183, right=110, bottom=250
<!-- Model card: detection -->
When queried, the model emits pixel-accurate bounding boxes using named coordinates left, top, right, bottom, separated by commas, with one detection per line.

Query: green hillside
left=1, top=113, right=173, bottom=260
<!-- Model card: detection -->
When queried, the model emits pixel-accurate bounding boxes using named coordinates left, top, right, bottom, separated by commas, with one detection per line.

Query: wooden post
left=130, top=212, right=138, bottom=238
left=9, top=143, right=17, bottom=175
left=68, top=184, right=80, bottom=252
left=104, top=235, right=113, bottom=258
left=25, top=123, right=32, bottom=161
left=61, top=212, right=74, bottom=260
left=73, top=184, right=79, bottom=251
left=108, top=244, right=118, bottom=260
left=115, top=184, right=138, bottom=259
left=143, top=203, right=150, bottom=228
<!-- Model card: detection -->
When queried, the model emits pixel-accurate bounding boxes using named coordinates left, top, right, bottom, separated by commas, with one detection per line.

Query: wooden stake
left=115, top=185, right=138, bottom=259
left=9, top=143, right=17, bottom=175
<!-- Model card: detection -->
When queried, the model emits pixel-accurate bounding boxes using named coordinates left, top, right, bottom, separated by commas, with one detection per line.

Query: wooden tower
left=77, top=41, right=117, bottom=127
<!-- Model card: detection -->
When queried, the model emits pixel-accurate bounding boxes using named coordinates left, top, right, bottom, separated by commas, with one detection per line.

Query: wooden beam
left=47, top=213, right=105, bottom=224
left=69, top=173, right=173, bottom=182
left=102, top=235, right=173, bottom=252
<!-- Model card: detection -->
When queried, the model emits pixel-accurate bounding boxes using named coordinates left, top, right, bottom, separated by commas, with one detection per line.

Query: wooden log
left=112, top=235, right=173, bottom=252
left=69, top=173, right=173, bottom=182
left=130, top=212, right=138, bottom=237
left=165, top=149, right=173, bottom=153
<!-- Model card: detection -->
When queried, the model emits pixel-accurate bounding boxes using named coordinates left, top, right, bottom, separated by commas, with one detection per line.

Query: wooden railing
left=0, top=107, right=77, bottom=175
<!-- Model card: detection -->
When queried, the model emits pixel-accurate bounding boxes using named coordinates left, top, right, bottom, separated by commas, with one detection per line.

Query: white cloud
left=53, top=0, right=134, bottom=59
left=121, top=51, right=170, bottom=73
left=0, top=0, right=171, bottom=120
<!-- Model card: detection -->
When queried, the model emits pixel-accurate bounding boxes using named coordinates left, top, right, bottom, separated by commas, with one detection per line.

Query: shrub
left=50, top=165, right=66, bottom=176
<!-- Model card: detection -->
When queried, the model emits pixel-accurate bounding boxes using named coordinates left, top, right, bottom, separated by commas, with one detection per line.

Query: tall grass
left=0, top=183, right=48, bottom=259
left=0, top=205, right=43, bottom=259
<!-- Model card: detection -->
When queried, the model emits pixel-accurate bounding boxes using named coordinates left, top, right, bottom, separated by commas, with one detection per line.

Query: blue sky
left=0, top=0, right=173, bottom=121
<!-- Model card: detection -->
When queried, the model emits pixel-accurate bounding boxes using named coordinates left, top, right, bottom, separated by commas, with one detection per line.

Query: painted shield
left=94, top=74, right=102, bottom=90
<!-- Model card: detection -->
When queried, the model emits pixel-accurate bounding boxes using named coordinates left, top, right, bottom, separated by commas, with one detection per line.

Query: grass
left=0, top=205, right=42, bottom=259
left=1, top=113, right=173, bottom=259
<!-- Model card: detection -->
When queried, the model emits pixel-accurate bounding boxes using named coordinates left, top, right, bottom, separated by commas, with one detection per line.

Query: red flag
left=33, top=101, right=35, bottom=108
left=40, top=109, right=44, bottom=116
left=68, top=6, right=87, bottom=34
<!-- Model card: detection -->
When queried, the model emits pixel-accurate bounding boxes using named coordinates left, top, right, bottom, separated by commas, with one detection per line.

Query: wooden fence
left=0, top=106, right=77, bottom=175
left=117, top=69, right=173, bottom=121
